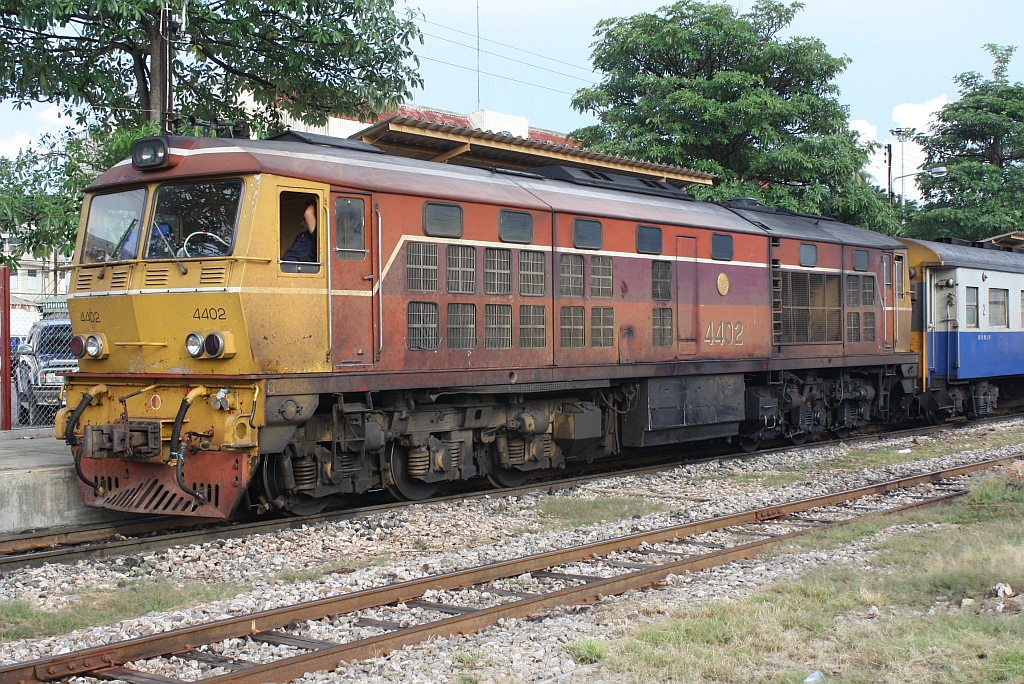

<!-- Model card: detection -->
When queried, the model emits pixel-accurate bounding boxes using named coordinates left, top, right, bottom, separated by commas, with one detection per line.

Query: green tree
left=0, top=0, right=422, bottom=129
left=570, top=0, right=896, bottom=233
left=911, top=45, right=1024, bottom=242
left=0, top=125, right=157, bottom=267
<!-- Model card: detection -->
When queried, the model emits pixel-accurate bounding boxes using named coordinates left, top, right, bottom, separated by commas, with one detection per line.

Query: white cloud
left=850, top=118, right=878, bottom=144
left=892, top=94, right=949, bottom=135
left=40, top=105, right=63, bottom=125
left=0, top=131, right=33, bottom=158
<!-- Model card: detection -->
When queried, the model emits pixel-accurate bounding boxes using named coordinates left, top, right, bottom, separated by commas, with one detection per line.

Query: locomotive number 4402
left=193, top=307, right=227, bottom=320
left=704, top=320, right=744, bottom=346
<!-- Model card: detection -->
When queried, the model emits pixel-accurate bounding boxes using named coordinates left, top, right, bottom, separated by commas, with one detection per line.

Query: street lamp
left=890, top=167, right=947, bottom=207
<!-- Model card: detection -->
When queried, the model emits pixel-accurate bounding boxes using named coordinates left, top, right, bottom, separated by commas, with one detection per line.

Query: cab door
left=882, top=252, right=894, bottom=350
left=330, top=193, right=375, bottom=369
left=676, top=236, right=698, bottom=355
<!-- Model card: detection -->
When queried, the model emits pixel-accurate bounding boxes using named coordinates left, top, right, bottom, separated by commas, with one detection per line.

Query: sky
left=2, top=0, right=1022, bottom=200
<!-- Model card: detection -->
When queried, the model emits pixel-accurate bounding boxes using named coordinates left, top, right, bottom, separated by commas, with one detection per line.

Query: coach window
left=636, top=225, right=662, bottom=254
left=966, top=287, right=979, bottom=327
left=711, top=233, right=733, bottom=261
left=334, top=197, right=365, bottom=260
left=499, top=210, right=533, bottom=243
left=572, top=219, right=602, bottom=249
left=989, top=288, right=1009, bottom=327
left=424, top=202, right=463, bottom=237
left=853, top=250, right=869, bottom=272
left=799, top=243, right=818, bottom=267
left=279, top=191, right=320, bottom=273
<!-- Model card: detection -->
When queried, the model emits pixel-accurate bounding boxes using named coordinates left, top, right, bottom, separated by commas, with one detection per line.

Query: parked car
left=14, top=319, right=78, bottom=425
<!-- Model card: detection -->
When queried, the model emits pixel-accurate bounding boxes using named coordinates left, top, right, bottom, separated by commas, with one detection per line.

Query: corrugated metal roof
left=722, top=198, right=905, bottom=249
left=356, top=113, right=716, bottom=187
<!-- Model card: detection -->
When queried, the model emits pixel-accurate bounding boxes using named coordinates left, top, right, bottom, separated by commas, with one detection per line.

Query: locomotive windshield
left=145, top=179, right=244, bottom=259
left=80, top=188, right=148, bottom=263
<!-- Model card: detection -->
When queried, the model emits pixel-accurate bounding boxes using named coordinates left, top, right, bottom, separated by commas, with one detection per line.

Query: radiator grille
left=446, top=244, right=476, bottom=294
left=519, top=251, right=545, bottom=296
left=407, top=301, right=440, bottom=350
left=484, top=304, right=512, bottom=349
left=447, top=303, right=476, bottom=350
left=74, top=271, right=93, bottom=291
left=144, top=266, right=170, bottom=286
left=407, top=243, right=438, bottom=291
left=484, top=248, right=512, bottom=294
left=519, top=305, right=546, bottom=348
left=200, top=263, right=229, bottom=286
left=780, top=271, right=842, bottom=343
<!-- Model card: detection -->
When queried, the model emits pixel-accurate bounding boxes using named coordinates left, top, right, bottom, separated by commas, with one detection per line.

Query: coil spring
left=337, top=452, right=356, bottom=475
left=506, top=438, right=526, bottom=465
left=407, top=447, right=430, bottom=478
left=292, top=459, right=318, bottom=489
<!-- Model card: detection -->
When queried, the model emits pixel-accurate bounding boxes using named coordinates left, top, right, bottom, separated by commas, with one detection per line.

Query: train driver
left=282, top=198, right=318, bottom=262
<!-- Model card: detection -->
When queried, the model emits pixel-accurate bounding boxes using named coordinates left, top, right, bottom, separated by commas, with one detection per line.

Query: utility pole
left=155, top=4, right=182, bottom=134
left=476, top=0, right=481, bottom=110
left=886, top=143, right=893, bottom=204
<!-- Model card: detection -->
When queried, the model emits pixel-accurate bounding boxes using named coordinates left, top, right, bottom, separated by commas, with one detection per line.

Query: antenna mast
left=476, top=0, right=480, bottom=110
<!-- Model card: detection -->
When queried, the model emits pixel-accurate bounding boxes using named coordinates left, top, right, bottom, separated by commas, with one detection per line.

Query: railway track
left=0, top=456, right=1011, bottom=684
left=1, top=413, right=1018, bottom=573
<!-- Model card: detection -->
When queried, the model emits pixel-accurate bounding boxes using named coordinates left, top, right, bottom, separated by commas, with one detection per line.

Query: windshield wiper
left=97, top=218, right=137, bottom=280
left=155, top=223, right=188, bottom=275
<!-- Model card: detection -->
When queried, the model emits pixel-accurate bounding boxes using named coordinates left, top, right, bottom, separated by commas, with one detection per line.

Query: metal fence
left=2, top=271, right=73, bottom=430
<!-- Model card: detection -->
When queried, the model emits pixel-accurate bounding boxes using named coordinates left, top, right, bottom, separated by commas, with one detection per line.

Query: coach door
left=676, top=236, right=698, bottom=355
left=330, top=193, right=375, bottom=369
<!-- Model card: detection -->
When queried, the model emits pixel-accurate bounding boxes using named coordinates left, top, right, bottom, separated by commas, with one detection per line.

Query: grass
left=453, top=649, right=481, bottom=664
left=0, top=579, right=242, bottom=641
left=566, top=637, right=608, bottom=664
left=597, top=472, right=1024, bottom=683
left=455, top=676, right=480, bottom=684
left=538, top=496, right=669, bottom=528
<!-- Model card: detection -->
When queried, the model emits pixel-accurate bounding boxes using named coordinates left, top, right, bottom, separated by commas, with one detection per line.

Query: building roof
left=353, top=106, right=715, bottom=188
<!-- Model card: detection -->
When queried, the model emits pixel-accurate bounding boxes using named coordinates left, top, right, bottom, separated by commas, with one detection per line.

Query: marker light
left=70, top=335, right=86, bottom=359
left=204, top=332, right=225, bottom=358
left=131, top=137, right=169, bottom=170
left=85, top=335, right=104, bottom=358
left=185, top=333, right=205, bottom=358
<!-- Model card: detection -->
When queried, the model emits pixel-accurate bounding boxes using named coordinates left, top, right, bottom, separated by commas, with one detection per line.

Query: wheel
left=926, top=409, right=947, bottom=426
left=487, top=465, right=529, bottom=489
left=386, top=446, right=439, bottom=501
left=786, top=431, right=808, bottom=446
left=738, top=435, right=761, bottom=453
left=830, top=427, right=852, bottom=440
left=257, top=454, right=329, bottom=516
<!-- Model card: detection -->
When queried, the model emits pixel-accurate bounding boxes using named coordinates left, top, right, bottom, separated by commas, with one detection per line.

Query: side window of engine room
left=279, top=191, right=321, bottom=273
left=334, top=197, right=365, bottom=261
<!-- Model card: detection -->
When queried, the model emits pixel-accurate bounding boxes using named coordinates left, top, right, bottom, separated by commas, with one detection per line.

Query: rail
left=0, top=456, right=1010, bottom=684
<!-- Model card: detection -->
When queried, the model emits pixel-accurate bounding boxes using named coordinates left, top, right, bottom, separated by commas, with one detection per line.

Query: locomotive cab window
left=853, top=250, right=869, bottom=271
left=333, top=197, right=365, bottom=260
left=711, top=233, right=733, bottom=261
left=279, top=191, right=320, bottom=273
left=81, top=188, right=148, bottom=263
left=799, top=243, right=818, bottom=267
left=147, top=179, right=243, bottom=261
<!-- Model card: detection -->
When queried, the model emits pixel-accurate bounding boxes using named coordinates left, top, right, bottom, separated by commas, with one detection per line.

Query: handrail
left=375, top=203, right=383, bottom=361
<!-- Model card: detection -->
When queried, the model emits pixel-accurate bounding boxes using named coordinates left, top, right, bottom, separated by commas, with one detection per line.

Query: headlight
left=185, top=333, right=205, bottom=358
left=85, top=335, right=104, bottom=358
left=131, top=137, right=169, bottom=169
left=70, top=335, right=86, bottom=358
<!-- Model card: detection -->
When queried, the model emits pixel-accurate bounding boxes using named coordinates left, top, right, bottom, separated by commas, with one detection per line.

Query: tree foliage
left=0, top=0, right=422, bottom=129
left=570, top=0, right=896, bottom=232
left=0, top=125, right=158, bottom=267
left=911, top=45, right=1024, bottom=242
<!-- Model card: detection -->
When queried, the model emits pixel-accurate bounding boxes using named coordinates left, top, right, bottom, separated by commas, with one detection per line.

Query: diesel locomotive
left=59, top=132, right=1004, bottom=519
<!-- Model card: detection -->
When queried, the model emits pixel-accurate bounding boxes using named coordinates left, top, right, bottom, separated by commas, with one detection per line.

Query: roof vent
left=265, top=130, right=383, bottom=154
left=526, top=166, right=694, bottom=201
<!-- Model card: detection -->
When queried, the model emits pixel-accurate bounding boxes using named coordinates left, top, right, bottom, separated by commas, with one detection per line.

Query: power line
left=418, top=56, right=577, bottom=95
left=422, top=32, right=598, bottom=84
left=420, top=17, right=596, bottom=75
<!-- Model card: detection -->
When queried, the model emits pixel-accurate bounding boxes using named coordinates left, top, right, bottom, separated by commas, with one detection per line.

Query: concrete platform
left=0, top=429, right=131, bottom=536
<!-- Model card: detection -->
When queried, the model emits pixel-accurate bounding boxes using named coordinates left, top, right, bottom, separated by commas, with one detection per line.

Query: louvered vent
left=108, top=268, right=130, bottom=289
left=74, top=271, right=93, bottom=292
left=199, top=263, right=229, bottom=286
left=144, top=266, right=170, bottom=286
